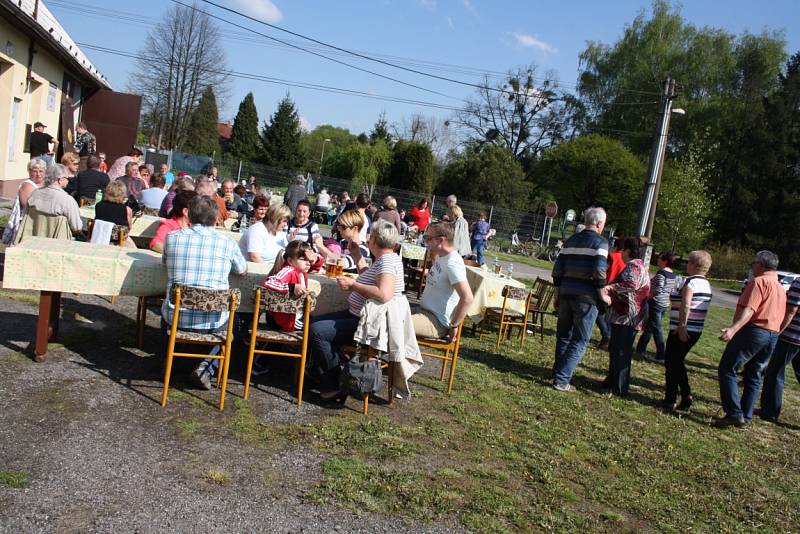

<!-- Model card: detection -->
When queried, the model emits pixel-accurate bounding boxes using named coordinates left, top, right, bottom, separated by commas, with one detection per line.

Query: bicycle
left=508, top=231, right=540, bottom=257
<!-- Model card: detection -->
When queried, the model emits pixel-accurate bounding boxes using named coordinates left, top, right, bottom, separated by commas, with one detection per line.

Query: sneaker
left=713, top=415, right=747, bottom=429
left=642, top=353, right=665, bottom=364
left=755, top=409, right=778, bottom=423
left=191, top=362, right=212, bottom=391
left=552, top=383, right=576, bottom=392
left=598, top=338, right=610, bottom=351
left=661, top=401, right=677, bottom=413
left=251, top=357, right=269, bottom=377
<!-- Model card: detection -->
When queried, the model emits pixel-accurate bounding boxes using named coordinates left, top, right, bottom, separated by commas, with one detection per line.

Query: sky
left=47, top=0, right=800, bottom=136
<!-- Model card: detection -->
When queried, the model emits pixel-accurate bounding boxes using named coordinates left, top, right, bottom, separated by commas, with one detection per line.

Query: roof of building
left=218, top=122, right=233, bottom=140
left=0, top=0, right=111, bottom=90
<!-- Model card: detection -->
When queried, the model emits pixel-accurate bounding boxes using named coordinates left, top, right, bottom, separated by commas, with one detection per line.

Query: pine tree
left=369, top=111, right=392, bottom=145
left=182, top=85, right=221, bottom=156
left=227, top=92, right=260, bottom=160
left=259, top=93, right=303, bottom=169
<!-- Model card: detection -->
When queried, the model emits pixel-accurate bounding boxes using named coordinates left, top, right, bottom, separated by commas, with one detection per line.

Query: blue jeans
left=595, top=314, right=610, bottom=340
left=718, top=324, right=778, bottom=420
left=759, top=339, right=800, bottom=420
left=309, top=309, right=360, bottom=389
left=636, top=301, right=667, bottom=359
left=606, top=323, right=636, bottom=396
left=553, top=297, right=599, bottom=386
left=471, top=238, right=487, bottom=266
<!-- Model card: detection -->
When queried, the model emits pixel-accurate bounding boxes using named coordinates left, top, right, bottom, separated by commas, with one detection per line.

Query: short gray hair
left=195, top=179, right=217, bottom=196
left=446, top=194, right=457, bottom=204
left=174, top=176, right=195, bottom=192
left=44, top=164, right=69, bottom=186
left=754, top=250, right=779, bottom=271
left=124, top=161, right=138, bottom=175
left=28, top=158, right=47, bottom=173
left=584, top=207, right=607, bottom=226
left=189, top=195, right=219, bottom=226
left=222, top=178, right=235, bottom=187
left=370, top=219, right=400, bottom=249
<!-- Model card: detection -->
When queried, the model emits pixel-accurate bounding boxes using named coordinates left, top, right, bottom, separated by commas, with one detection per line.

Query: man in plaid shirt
left=162, top=196, right=247, bottom=389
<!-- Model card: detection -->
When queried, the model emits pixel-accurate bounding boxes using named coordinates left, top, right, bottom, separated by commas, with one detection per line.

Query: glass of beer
left=325, top=257, right=337, bottom=278
left=334, top=258, right=345, bottom=277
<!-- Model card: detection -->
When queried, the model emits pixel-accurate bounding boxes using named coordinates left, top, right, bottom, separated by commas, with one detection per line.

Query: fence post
left=237, top=160, right=243, bottom=183
left=488, top=205, right=494, bottom=226
left=431, top=195, right=436, bottom=216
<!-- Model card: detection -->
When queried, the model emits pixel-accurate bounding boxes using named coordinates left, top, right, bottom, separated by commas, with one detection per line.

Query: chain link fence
left=167, top=151, right=563, bottom=246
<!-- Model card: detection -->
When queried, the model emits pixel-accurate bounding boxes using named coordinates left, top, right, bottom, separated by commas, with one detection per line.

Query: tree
left=369, top=112, right=392, bottom=145
left=300, top=124, right=357, bottom=173
left=260, top=94, right=303, bottom=170
left=226, top=93, right=260, bottom=161
left=387, top=141, right=434, bottom=195
left=322, top=140, right=391, bottom=191
left=128, top=2, right=228, bottom=150
left=534, top=134, right=645, bottom=234
left=437, top=145, right=528, bottom=212
left=392, top=114, right=456, bottom=163
left=454, top=65, right=568, bottom=159
left=182, top=86, right=220, bottom=156
left=652, top=145, right=716, bottom=254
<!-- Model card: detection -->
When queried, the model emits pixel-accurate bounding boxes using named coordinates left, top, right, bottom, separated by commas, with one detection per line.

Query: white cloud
left=227, top=0, right=283, bottom=23
left=511, top=32, right=558, bottom=54
left=462, top=0, right=477, bottom=15
left=299, top=116, right=312, bottom=132
left=447, top=16, right=455, bottom=30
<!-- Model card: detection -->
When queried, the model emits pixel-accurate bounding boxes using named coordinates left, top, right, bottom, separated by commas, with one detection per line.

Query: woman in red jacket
left=408, top=197, right=431, bottom=232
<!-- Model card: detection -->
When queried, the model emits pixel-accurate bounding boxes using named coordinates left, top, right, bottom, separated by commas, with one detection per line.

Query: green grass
left=490, top=251, right=554, bottom=271
left=292, top=305, right=800, bottom=531
left=0, top=471, right=28, bottom=489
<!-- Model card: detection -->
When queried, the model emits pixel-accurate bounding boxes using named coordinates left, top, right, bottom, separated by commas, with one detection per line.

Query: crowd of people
left=553, top=207, right=797, bottom=428
left=6, top=138, right=799, bottom=424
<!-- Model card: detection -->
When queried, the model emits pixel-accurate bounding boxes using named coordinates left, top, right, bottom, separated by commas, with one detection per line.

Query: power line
left=77, top=43, right=463, bottom=112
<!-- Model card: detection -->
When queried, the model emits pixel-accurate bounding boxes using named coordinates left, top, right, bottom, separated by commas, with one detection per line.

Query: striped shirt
left=162, top=225, right=247, bottom=330
left=779, top=278, right=800, bottom=345
left=348, top=252, right=404, bottom=316
left=288, top=219, right=321, bottom=247
left=551, top=229, right=608, bottom=302
left=649, top=268, right=678, bottom=309
left=669, top=275, right=712, bottom=333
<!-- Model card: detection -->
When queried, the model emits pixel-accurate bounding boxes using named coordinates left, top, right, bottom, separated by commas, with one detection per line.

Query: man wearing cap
left=29, top=122, right=58, bottom=166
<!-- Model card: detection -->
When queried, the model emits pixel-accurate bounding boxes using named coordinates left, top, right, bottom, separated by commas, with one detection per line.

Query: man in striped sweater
left=551, top=207, right=610, bottom=391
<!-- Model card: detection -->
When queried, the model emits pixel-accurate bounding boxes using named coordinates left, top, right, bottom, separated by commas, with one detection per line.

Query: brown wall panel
left=81, top=89, right=142, bottom=164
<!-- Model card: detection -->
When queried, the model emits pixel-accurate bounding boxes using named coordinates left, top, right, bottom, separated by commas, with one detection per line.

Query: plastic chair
left=416, top=321, right=464, bottom=394
left=479, top=285, right=534, bottom=349
left=161, top=285, right=240, bottom=411
left=244, top=287, right=316, bottom=405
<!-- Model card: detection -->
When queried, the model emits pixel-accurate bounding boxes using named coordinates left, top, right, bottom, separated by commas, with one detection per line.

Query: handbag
left=339, top=358, right=384, bottom=397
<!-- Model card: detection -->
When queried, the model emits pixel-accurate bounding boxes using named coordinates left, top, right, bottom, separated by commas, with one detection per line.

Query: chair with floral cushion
left=161, top=284, right=240, bottom=411
left=478, top=285, right=534, bottom=349
left=244, top=287, right=316, bottom=405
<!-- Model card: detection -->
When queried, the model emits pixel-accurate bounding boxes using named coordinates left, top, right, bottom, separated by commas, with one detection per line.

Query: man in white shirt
left=412, top=222, right=474, bottom=339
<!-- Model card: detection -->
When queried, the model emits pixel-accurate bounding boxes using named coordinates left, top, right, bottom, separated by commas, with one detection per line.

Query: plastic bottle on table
left=94, top=189, right=103, bottom=205
left=508, top=262, right=514, bottom=278
left=493, top=257, right=500, bottom=274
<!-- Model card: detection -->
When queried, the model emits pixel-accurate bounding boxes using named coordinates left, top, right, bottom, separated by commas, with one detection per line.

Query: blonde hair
left=448, top=205, right=463, bottom=220
left=382, top=195, right=397, bottom=210
left=61, top=152, right=80, bottom=166
left=104, top=180, right=128, bottom=204
left=265, top=203, right=291, bottom=229
left=688, top=250, right=712, bottom=274
left=337, top=209, right=364, bottom=230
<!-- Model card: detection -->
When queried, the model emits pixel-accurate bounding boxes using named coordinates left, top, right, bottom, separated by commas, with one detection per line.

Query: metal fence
left=167, top=151, right=560, bottom=245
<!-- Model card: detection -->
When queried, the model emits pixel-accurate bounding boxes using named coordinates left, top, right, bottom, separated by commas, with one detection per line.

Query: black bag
left=339, top=358, right=384, bottom=397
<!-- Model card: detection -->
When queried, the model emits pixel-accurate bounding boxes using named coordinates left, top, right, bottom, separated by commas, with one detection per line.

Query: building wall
left=0, top=18, right=67, bottom=198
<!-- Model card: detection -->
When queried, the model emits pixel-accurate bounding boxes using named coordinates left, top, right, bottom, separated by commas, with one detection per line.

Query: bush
left=705, top=243, right=754, bottom=281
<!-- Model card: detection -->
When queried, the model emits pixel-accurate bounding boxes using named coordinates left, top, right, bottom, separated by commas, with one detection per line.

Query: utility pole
left=637, top=78, right=677, bottom=241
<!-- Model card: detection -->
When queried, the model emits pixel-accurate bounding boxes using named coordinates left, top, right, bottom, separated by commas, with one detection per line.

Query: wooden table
left=2, top=237, right=349, bottom=360
left=79, top=207, right=243, bottom=242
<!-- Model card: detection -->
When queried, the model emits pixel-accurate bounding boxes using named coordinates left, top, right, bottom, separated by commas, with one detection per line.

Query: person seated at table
left=374, top=195, right=403, bottom=234
left=26, top=163, right=83, bottom=236
left=73, top=154, right=110, bottom=204
left=263, top=241, right=314, bottom=332
left=120, top=161, right=148, bottom=201
left=159, top=175, right=195, bottom=218
left=316, top=188, right=331, bottom=209
left=138, top=164, right=153, bottom=188
left=408, top=198, right=431, bottom=233
left=397, top=209, right=409, bottom=235
left=333, top=209, right=371, bottom=272
left=61, top=152, right=80, bottom=197
left=2, top=158, right=45, bottom=245
left=139, top=173, right=169, bottom=211
left=309, top=220, right=405, bottom=398
left=239, top=203, right=290, bottom=263
left=195, top=178, right=228, bottom=227
left=288, top=200, right=332, bottom=269
left=94, top=180, right=137, bottom=248
left=411, top=222, right=474, bottom=340
left=221, top=179, right=246, bottom=219
left=149, top=190, right=198, bottom=253
left=161, top=195, right=247, bottom=390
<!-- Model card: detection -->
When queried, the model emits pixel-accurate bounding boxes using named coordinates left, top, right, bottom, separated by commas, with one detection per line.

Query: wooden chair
left=136, top=295, right=164, bottom=349
left=464, top=259, right=480, bottom=267
left=338, top=343, right=394, bottom=415
left=526, top=281, right=556, bottom=340
left=243, top=287, right=316, bottom=405
left=87, top=219, right=127, bottom=305
left=478, top=285, right=534, bottom=349
left=417, top=321, right=464, bottom=394
left=415, top=249, right=434, bottom=298
left=161, top=285, right=240, bottom=411
left=142, top=207, right=160, bottom=217
left=79, top=197, right=95, bottom=207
